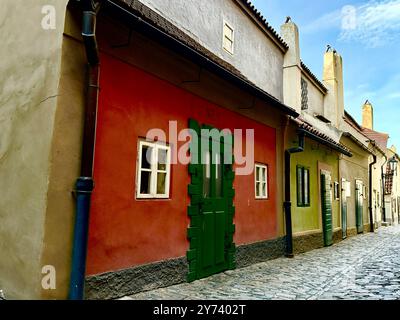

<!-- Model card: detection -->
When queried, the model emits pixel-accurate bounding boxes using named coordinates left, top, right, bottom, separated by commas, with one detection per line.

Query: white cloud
left=340, top=0, right=400, bottom=47
left=302, top=10, right=342, bottom=34
left=388, top=92, right=400, bottom=99
left=303, top=0, right=400, bottom=47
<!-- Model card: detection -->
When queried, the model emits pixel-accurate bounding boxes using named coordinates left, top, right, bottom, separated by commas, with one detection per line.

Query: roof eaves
left=342, top=132, right=374, bottom=155
left=234, top=0, right=289, bottom=52
left=291, top=118, right=352, bottom=157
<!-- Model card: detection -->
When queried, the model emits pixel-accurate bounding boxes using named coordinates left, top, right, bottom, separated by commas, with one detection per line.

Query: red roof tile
left=292, top=117, right=352, bottom=156
left=361, top=127, right=389, bottom=152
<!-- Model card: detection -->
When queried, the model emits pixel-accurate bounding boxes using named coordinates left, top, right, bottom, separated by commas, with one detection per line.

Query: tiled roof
left=301, top=61, right=328, bottom=93
left=107, top=0, right=298, bottom=117
left=344, top=111, right=363, bottom=131
left=236, top=0, right=289, bottom=50
left=292, top=117, right=352, bottom=156
left=361, top=127, right=389, bottom=153
left=344, top=111, right=386, bottom=156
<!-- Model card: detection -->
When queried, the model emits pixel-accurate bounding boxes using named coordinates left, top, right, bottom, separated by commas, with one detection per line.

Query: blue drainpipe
left=69, top=0, right=100, bottom=300
left=69, top=177, right=94, bottom=300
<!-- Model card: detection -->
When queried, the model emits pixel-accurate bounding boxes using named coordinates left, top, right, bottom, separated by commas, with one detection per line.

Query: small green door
left=187, top=120, right=236, bottom=282
left=341, top=179, right=348, bottom=239
left=355, top=180, right=364, bottom=234
left=321, top=171, right=333, bottom=247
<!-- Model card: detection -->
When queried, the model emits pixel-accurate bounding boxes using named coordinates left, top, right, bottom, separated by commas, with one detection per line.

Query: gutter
left=102, top=0, right=298, bottom=118
left=298, top=128, right=352, bottom=157
left=369, top=155, right=377, bottom=232
left=69, top=0, right=101, bottom=300
left=284, top=132, right=305, bottom=257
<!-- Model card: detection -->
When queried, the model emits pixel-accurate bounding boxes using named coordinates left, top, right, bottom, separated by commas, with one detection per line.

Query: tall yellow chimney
left=281, top=19, right=302, bottom=113
left=362, top=100, right=374, bottom=130
left=323, top=51, right=344, bottom=127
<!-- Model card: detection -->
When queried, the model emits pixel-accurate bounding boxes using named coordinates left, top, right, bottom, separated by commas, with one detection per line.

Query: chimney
left=362, top=100, right=374, bottom=130
left=323, top=51, right=344, bottom=127
left=281, top=18, right=302, bottom=113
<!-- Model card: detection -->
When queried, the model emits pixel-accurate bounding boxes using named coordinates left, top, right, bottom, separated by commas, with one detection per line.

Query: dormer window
left=223, top=22, right=234, bottom=54
left=301, top=78, right=309, bottom=110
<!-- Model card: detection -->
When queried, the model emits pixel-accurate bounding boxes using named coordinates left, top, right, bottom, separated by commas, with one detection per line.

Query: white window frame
left=136, top=140, right=171, bottom=199
left=343, top=179, right=351, bottom=198
left=255, top=164, right=269, bottom=200
left=334, top=182, right=340, bottom=200
left=222, top=21, right=234, bottom=55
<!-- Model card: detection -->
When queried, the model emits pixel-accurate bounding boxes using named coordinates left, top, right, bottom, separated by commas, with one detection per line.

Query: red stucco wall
left=86, top=53, right=278, bottom=276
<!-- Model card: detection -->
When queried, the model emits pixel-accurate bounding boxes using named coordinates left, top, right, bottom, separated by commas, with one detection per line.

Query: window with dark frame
left=297, top=165, right=310, bottom=207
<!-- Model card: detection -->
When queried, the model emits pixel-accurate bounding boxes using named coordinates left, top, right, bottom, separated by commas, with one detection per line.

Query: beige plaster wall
left=303, top=76, right=325, bottom=117
left=40, top=6, right=86, bottom=299
left=372, top=152, right=385, bottom=226
left=0, top=0, right=69, bottom=299
left=339, top=137, right=370, bottom=229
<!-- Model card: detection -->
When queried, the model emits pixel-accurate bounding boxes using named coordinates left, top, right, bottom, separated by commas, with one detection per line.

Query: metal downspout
left=369, top=155, right=377, bottom=232
left=69, top=0, right=100, bottom=300
left=381, top=155, right=388, bottom=223
left=284, top=131, right=305, bottom=257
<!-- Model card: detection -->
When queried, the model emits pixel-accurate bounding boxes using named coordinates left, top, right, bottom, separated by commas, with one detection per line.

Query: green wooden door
left=341, top=179, right=348, bottom=239
left=187, top=119, right=236, bottom=282
left=355, top=180, right=364, bottom=234
left=321, top=171, right=333, bottom=247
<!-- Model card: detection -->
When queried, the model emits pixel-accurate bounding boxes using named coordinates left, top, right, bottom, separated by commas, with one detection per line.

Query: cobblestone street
left=123, top=226, right=400, bottom=300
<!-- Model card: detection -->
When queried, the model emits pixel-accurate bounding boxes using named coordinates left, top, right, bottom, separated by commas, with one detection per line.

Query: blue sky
left=251, top=0, right=400, bottom=148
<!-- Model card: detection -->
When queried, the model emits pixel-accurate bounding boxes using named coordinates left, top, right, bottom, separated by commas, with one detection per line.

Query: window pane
left=262, top=183, right=266, bottom=198
left=158, top=148, right=168, bottom=171
left=256, top=166, right=261, bottom=182
left=140, top=171, right=151, bottom=194
left=224, top=24, right=233, bottom=39
left=141, top=146, right=153, bottom=169
left=304, top=169, right=309, bottom=205
left=224, top=37, right=233, bottom=52
left=297, top=167, right=303, bottom=205
left=256, top=182, right=261, bottom=197
left=262, top=167, right=266, bottom=182
left=215, top=153, right=222, bottom=198
left=157, top=172, right=166, bottom=195
left=203, top=151, right=211, bottom=198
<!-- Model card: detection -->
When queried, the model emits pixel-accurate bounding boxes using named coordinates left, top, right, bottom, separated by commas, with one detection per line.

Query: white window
left=255, top=164, right=268, bottom=199
left=136, top=140, right=171, bottom=199
left=223, top=22, right=234, bottom=54
left=343, top=180, right=351, bottom=198
left=334, top=182, right=340, bottom=200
